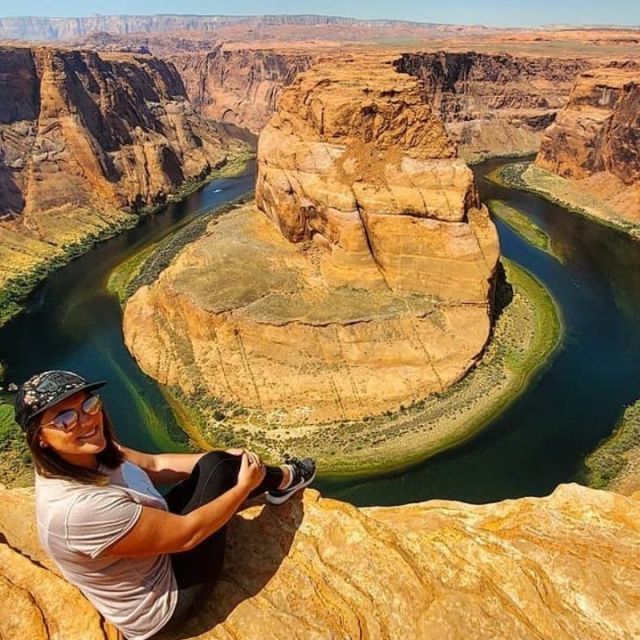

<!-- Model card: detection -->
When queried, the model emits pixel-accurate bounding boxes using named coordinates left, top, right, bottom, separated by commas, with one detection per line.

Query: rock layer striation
left=1, top=484, right=639, bottom=639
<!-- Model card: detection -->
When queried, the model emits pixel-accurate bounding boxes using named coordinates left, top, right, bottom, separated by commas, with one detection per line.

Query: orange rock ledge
left=1, top=484, right=640, bottom=639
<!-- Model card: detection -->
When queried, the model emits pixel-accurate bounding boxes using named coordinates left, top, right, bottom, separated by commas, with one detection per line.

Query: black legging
left=162, top=451, right=284, bottom=628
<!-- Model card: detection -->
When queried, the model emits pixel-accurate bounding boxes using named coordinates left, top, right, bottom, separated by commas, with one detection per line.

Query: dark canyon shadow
left=162, top=493, right=304, bottom=639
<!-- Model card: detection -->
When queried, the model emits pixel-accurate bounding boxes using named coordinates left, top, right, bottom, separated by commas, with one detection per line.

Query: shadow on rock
left=163, top=492, right=305, bottom=639
left=493, top=260, right=514, bottom=323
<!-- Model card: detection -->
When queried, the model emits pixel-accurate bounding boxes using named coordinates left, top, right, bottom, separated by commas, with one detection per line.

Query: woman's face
left=37, top=391, right=107, bottom=465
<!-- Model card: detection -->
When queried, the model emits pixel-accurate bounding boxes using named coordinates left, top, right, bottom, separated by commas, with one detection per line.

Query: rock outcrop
left=2, top=484, right=640, bottom=639
left=0, top=46, right=240, bottom=221
left=169, top=46, right=315, bottom=134
left=255, top=56, right=498, bottom=301
left=0, top=45, right=244, bottom=307
left=395, top=52, right=593, bottom=161
left=534, top=67, right=640, bottom=225
left=123, top=55, right=499, bottom=427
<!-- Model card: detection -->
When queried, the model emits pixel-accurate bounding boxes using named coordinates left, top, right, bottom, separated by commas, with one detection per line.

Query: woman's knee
left=196, top=450, right=238, bottom=475
left=194, top=451, right=239, bottom=500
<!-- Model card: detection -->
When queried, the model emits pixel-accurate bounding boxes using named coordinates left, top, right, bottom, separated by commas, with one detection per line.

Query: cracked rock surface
left=1, top=484, right=640, bottom=640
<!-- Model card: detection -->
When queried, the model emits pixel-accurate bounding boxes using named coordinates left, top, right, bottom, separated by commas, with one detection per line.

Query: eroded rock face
left=170, top=46, right=315, bottom=134
left=0, top=45, right=244, bottom=306
left=536, top=68, right=640, bottom=185
left=395, top=52, right=593, bottom=162
left=0, top=46, right=240, bottom=222
left=124, top=56, right=499, bottom=425
left=1, top=484, right=639, bottom=640
left=537, top=67, right=640, bottom=182
left=256, top=55, right=498, bottom=302
left=534, top=67, right=640, bottom=220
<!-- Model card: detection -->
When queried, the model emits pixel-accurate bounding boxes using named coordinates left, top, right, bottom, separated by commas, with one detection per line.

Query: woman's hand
left=237, top=451, right=265, bottom=492
left=226, top=448, right=262, bottom=466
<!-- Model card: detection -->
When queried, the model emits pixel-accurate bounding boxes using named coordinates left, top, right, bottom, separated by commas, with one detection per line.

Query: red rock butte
left=123, top=55, right=500, bottom=425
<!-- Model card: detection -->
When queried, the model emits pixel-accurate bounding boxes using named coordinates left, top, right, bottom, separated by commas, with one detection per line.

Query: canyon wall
left=72, top=43, right=603, bottom=160
left=395, top=52, right=593, bottom=161
left=2, top=484, right=640, bottom=639
left=169, top=46, right=315, bottom=133
left=169, top=50, right=594, bottom=152
left=537, top=67, right=640, bottom=182
left=0, top=46, right=240, bottom=221
left=0, top=45, right=243, bottom=301
left=123, top=55, right=499, bottom=428
left=532, top=66, right=640, bottom=224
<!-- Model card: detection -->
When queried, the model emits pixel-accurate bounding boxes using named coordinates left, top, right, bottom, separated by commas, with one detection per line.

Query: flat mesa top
left=170, top=206, right=441, bottom=325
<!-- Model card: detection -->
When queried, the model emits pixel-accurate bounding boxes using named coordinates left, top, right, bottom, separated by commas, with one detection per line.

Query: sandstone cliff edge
left=1, top=483, right=639, bottom=639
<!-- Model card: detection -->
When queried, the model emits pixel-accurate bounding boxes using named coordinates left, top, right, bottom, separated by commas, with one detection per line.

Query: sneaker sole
left=266, top=469, right=317, bottom=505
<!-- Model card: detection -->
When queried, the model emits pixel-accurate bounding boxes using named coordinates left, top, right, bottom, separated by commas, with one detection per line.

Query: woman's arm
left=105, top=453, right=265, bottom=557
left=118, top=446, right=262, bottom=485
left=118, top=445, right=207, bottom=484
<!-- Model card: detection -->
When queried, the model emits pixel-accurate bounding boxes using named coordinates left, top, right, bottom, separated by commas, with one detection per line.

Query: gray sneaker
left=266, top=457, right=317, bottom=505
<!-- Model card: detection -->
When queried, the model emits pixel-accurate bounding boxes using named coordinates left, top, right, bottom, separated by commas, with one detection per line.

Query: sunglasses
left=40, top=395, right=103, bottom=433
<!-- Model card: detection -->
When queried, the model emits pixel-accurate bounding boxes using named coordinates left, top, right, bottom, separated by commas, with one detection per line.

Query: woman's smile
left=72, top=417, right=107, bottom=449
left=77, top=425, right=100, bottom=442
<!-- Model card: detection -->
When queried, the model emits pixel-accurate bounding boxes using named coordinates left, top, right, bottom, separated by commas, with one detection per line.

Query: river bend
left=2, top=158, right=639, bottom=506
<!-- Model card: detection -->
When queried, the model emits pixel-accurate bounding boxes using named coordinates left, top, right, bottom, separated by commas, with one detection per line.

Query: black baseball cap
left=14, top=370, right=106, bottom=432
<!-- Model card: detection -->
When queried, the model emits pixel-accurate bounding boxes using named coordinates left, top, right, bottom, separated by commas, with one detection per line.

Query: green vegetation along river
left=2, top=157, right=640, bottom=506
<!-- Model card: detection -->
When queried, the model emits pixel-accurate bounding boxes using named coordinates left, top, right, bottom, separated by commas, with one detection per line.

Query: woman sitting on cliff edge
left=15, top=369, right=316, bottom=640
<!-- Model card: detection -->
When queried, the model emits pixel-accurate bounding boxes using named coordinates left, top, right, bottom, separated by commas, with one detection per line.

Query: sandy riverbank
left=487, top=199, right=557, bottom=258
left=490, top=162, right=640, bottom=240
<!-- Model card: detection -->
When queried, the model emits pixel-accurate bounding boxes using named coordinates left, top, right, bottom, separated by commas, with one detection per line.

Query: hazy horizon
left=1, top=1, right=639, bottom=28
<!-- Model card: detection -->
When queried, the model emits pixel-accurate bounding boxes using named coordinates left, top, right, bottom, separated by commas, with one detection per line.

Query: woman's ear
left=39, top=440, right=49, bottom=448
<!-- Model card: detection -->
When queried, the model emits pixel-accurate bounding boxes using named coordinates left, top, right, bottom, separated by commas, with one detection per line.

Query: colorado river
left=2, top=157, right=640, bottom=506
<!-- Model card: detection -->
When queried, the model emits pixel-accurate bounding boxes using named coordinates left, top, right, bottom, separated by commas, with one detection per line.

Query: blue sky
left=1, top=1, right=638, bottom=27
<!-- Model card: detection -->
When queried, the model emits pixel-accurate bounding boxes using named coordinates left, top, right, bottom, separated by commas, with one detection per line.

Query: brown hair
left=26, top=409, right=124, bottom=486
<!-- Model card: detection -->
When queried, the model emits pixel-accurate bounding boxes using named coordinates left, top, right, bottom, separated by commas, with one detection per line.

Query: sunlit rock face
left=2, top=484, right=640, bottom=640
left=256, top=55, right=498, bottom=303
left=537, top=67, right=640, bottom=183
left=123, top=55, right=499, bottom=425
left=531, top=66, right=640, bottom=225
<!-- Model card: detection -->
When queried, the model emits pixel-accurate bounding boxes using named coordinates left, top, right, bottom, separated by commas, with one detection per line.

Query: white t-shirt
left=35, top=461, right=178, bottom=640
